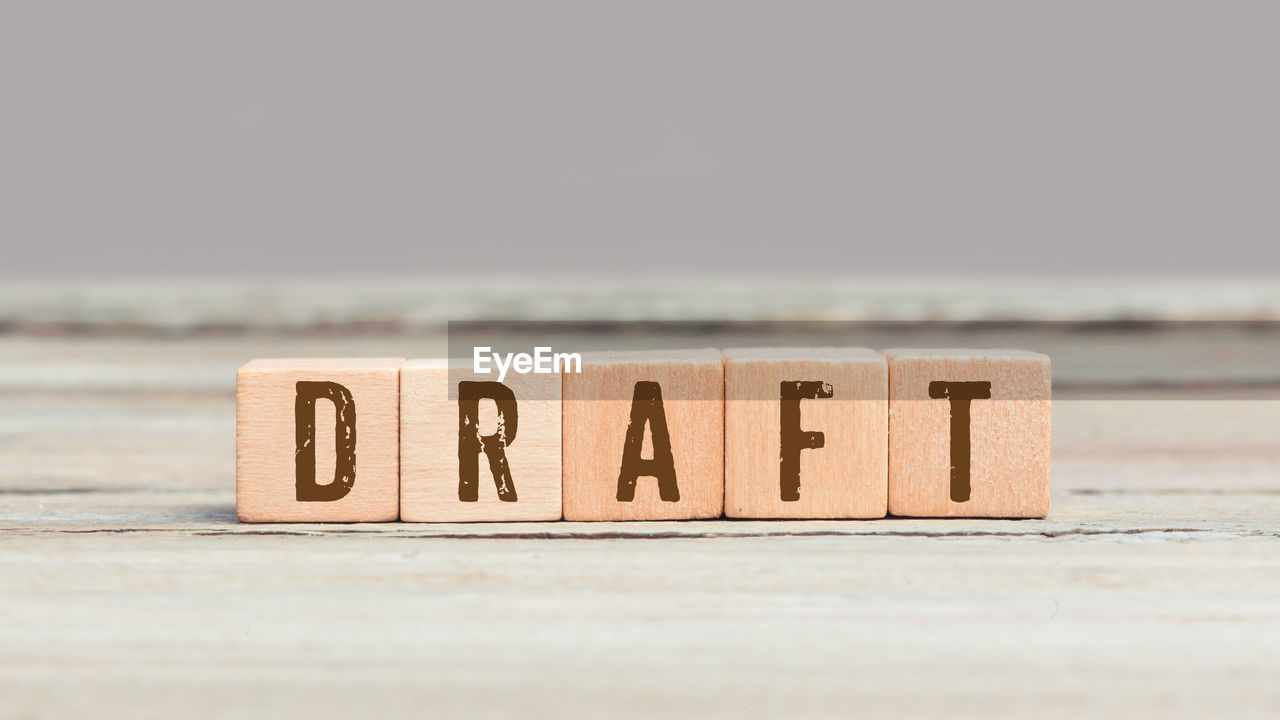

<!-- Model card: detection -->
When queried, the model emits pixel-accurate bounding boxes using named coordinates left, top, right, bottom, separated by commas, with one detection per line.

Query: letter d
left=295, top=381, right=357, bottom=502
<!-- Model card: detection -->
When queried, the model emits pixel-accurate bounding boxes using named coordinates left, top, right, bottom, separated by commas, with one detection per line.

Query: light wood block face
left=236, top=358, right=404, bottom=522
left=723, top=348, right=887, bottom=519
left=400, top=360, right=562, bottom=522
left=883, top=348, right=1051, bottom=518
left=562, top=349, right=724, bottom=521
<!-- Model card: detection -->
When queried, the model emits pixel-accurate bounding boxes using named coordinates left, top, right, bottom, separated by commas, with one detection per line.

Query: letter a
left=617, top=381, right=680, bottom=502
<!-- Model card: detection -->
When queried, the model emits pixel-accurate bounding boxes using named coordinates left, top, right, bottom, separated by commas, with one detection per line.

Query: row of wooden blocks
left=236, top=348, right=1051, bottom=522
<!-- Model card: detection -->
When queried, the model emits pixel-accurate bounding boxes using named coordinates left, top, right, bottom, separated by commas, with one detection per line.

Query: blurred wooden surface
left=1, top=277, right=1278, bottom=718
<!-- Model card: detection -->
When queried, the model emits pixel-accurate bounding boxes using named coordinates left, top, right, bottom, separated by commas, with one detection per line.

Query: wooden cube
left=236, top=358, right=404, bottom=522
left=563, top=349, right=724, bottom=521
left=400, top=359, right=562, bottom=522
left=723, top=348, right=887, bottom=518
left=883, top=348, right=1051, bottom=518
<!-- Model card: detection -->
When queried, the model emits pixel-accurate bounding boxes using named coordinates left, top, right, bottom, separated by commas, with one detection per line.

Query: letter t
left=928, top=381, right=992, bottom=503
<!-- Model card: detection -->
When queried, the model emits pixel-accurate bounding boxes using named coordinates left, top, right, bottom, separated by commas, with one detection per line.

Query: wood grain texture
left=400, top=359, right=561, bottom=522
left=11, top=276, right=1280, bottom=332
left=723, top=347, right=887, bottom=518
left=236, top=358, right=403, bottom=522
left=5, top=282, right=1280, bottom=719
left=562, top=349, right=724, bottom=521
left=884, top=348, right=1051, bottom=517
left=3, top=489, right=1278, bottom=720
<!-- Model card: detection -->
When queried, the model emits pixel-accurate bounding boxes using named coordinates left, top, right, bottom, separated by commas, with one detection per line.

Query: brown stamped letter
left=295, top=380, right=357, bottom=502
left=928, top=380, right=991, bottom=502
left=617, top=381, right=680, bottom=502
left=457, top=381, right=519, bottom=502
left=779, top=380, right=833, bottom=501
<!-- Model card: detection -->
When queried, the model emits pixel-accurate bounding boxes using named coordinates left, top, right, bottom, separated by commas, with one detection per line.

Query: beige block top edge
left=879, top=348, right=1050, bottom=362
left=723, top=346, right=885, bottom=362
left=575, top=348, right=725, bottom=364
left=239, top=358, right=407, bottom=371
left=239, top=350, right=1053, bottom=369
left=403, top=358, right=463, bottom=370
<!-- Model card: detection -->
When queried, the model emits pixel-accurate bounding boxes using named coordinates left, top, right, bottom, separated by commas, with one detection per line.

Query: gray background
left=2, top=0, right=1276, bottom=275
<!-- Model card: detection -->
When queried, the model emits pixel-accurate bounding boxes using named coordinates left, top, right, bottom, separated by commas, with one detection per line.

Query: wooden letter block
left=563, top=349, right=724, bottom=521
left=400, top=359, right=562, bottom=522
left=236, top=358, right=404, bottom=522
left=723, top=348, right=887, bottom=518
left=883, top=348, right=1050, bottom=518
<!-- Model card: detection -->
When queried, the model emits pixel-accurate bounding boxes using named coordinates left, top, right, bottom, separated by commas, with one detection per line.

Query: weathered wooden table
left=2, top=277, right=1277, bottom=718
